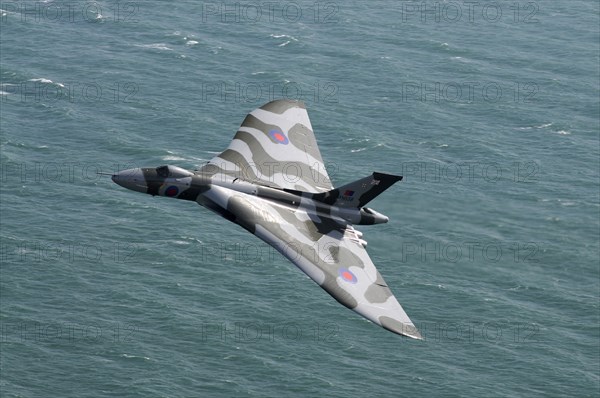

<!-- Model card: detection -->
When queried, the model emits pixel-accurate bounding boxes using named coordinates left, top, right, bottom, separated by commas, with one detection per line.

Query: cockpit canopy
left=155, top=165, right=193, bottom=178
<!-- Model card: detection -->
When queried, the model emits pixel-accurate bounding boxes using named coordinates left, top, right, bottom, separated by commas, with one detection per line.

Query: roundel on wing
left=268, top=129, right=289, bottom=145
left=165, top=185, right=179, bottom=197
left=338, top=268, right=358, bottom=284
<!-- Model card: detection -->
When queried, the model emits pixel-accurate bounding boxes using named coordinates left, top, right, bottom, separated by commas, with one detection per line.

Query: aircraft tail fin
left=312, top=172, right=402, bottom=208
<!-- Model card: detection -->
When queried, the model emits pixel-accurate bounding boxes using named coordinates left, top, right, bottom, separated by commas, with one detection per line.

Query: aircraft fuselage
left=112, top=165, right=390, bottom=226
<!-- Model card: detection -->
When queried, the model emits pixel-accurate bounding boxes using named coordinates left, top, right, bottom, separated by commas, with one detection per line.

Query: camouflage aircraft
left=112, top=99, right=421, bottom=339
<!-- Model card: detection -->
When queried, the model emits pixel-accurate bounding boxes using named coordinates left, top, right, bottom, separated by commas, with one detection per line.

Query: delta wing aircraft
left=112, top=99, right=421, bottom=339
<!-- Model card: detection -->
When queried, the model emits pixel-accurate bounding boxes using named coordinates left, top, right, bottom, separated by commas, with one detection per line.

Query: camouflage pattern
left=112, top=100, right=421, bottom=339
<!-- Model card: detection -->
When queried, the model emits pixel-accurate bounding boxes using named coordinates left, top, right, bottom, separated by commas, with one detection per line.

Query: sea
left=0, top=1, right=599, bottom=396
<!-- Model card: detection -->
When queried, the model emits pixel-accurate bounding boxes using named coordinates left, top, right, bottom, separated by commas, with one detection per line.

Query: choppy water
left=1, top=1, right=599, bottom=397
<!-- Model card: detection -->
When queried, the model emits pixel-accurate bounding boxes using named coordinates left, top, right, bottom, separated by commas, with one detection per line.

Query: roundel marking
left=268, top=129, right=289, bottom=145
left=165, top=185, right=179, bottom=197
left=339, top=268, right=357, bottom=284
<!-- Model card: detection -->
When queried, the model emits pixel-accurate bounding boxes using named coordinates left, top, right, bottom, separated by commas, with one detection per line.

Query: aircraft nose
left=112, top=168, right=147, bottom=193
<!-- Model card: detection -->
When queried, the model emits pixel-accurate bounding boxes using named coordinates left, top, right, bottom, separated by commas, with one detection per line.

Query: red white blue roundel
left=165, top=185, right=179, bottom=197
left=268, top=129, right=289, bottom=145
left=339, top=268, right=357, bottom=284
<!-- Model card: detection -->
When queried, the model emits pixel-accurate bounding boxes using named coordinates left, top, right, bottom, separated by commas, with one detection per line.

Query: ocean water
left=1, top=1, right=599, bottom=396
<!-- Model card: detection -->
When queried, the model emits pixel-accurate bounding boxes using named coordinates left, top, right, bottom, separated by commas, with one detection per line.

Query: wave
left=135, top=43, right=173, bottom=51
left=269, top=34, right=298, bottom=47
